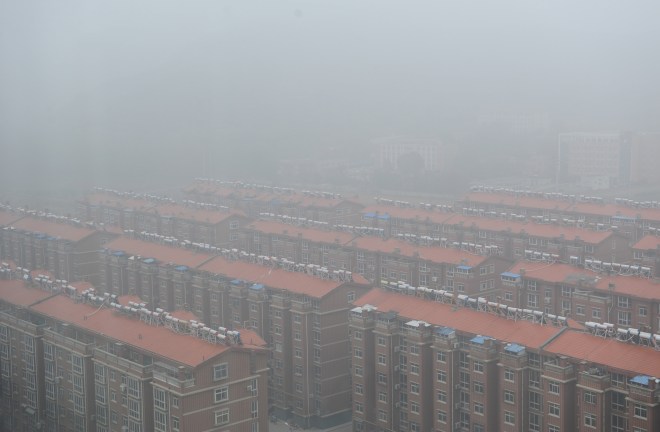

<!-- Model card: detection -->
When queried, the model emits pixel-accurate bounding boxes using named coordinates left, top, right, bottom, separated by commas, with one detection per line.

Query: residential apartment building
left=0, top=272, right=269, bottom=432
left=350, top=287, right=660, bottom=432
left=463, top=188, right=660, bottom=242
left=193, top=256, right=372, bottom=428
left=632, top=235, right=660, bottom=277
left=0, top=216, right=117, bottom=286
left=504, top=260, right=660, bottom=333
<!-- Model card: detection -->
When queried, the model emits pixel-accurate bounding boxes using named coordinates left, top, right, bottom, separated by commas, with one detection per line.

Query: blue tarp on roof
left=457, top=265, right=472, bottom=271
left=34, top=233, right=47, bottom=239
left=363, top=212, right=390, bottom=220
left=504, top=343, right=526, bottom=354
left=630, top=375, right=651, bottom=386
left=230, top=279, right=243, bottom=285
left=501, top=272, right=521, bottom=278
left=378, top=213, right=390, bottom=220
left=142, top=258, right=156, bottom=264
left=435, top=327, right=456, bottom=336
left=612, top=215, right=636, bottom=221
left=112, top=251, right=125, bottom=257
left=250, top=283, right=264, bottom=290
left=470, top=336, right=490, bottom=345
left=174, top=265, right=188, bottom=272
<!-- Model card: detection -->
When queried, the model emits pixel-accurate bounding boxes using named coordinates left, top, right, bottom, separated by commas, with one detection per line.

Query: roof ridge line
left=28, top=291, right=61, bottom=308
left=540, top=326, right=570, bottom=350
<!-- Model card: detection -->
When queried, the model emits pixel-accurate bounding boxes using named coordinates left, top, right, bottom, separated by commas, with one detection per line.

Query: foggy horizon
left=2, top=1, right=659, bottom=200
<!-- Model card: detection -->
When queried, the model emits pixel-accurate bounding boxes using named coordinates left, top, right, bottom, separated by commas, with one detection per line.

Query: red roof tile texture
left=544, top=330, right=660, bottom=377
left=29, top=292, right=266, bottom=367
left=104, top=237, right=214, bottom=269
left=247, top=220, right=355, bottom=245
left=200, top=256, right=369, bottom=298
left=352, top=237, right=487, bottom=266
left=0, top=210, right=23, bottom=226
left=632, top=235, right=660, bottom=250
left=11, top=217, right=96, bottom=243
left=0, top=280, right=55, bottom=307
left=354, top=288, right=562, bottom=349
left=361, top=205, right=453, bottom=225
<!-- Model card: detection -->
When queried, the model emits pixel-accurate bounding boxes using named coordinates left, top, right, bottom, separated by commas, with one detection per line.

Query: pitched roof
left=103, top=237, right=214, bottom=269
left=465, top=192, right=572, bottom=211
left=443, top=214, right=613, bottom=244
left=247, top=220, right=355, bottom=245
left=632, top=235, right=660, bottom=250
left=199, top=256, right=369, bottom=298
left=11, top=217, right=96, bottom=243
left=544, top=330, right=660, bottom=377
left=594, top=275, right=660, bottom=300
left=566, top=202, right=660, bottom=223
left=351, top=237, right=487, bottom=267
left=150, top=204, right=245, bottom=225
left=354, top=288, right=562, bottom=348
left=507, top=261, right=598, bottom=285
left=82, top=193, right=156, bottom=212
left=0, top=280, right=55, bottom=307
left=0, top=210, right=23, bottom=226
left=360, top=205, right=453, bottom=225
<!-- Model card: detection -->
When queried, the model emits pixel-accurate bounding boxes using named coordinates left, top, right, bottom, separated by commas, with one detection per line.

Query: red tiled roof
left=443, top=214, right=613, bottom=244
left=632, top=235, right=660, bottom=250
left=0, top=280, right=55, bottom=307
left=465, top=192, right=572, bottom=211
left=104, top=237, right=214, bottom=269
left=31, top=294, right=235, bottom=367
left=544, top=330, right=660, bottom=377
left=594, top=275, right=660, bottom=300
left=0, top=210, right=23, bottom=226
left=352, top=237, right=487, bottom=266
left=507, top=261, right=597, bottom=285
left=507, top=261, right=660, bottom=300
left=82, top=193, right=156, bottom=212
left=566, top=202, right=660, bottom=223
left=151, top=204, right=245, bottom=225
left=361, top=205, right=453, bottom=225
left=11, top=217, right=96, bottom=243
left=247, top=220, right=355, bottom=245
left=354, top=289, right=562, bottom=348
left=200, top=256, right=369, bottom=298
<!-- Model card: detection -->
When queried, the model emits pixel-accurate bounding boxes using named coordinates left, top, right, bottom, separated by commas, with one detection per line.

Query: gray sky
left=1, top=0, right=659, bottom=194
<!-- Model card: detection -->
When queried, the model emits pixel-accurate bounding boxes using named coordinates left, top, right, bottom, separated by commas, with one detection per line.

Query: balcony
left=152, top=370, right=196, bottom=389
left=94, top=348, right=152, bottom=377
left=628, top=382, right=660, bottom=403
left=0, top=312, right=43, bottom=335
left=543, top=360, right=575, bottom=381
left=44, top=328, right=95, bottom=355
left=578, top=369, right=609, bottom=391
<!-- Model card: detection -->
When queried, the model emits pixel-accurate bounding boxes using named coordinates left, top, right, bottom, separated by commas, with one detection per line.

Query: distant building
left=375, top=137, right=444, bottom=172
left=557, top=132, right=633, bottom=189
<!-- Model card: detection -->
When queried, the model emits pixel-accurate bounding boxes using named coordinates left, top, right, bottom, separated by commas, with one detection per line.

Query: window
left=377, top=353, right=386, bottom=365
left=172, top=396, right=178, bottom=408
left=353, top=330, right=362, bottom=340
left=153, top=388, right=166, bottom=410
left=154, top=410, right=167, bottom=431
left=214, top=386, right=228, bottom=403
left=584, top=413, right=597, bottom=428
left=634, top=404, right=647, bottom=419
left=504, top=390, right=515, bottom=404
left=504, top=291, right=513, bottom=301
left=295, top=348, right=302, bottom=358
left=354, top=348, right=363, bottom=358
left=378, top=391, right=387, bottom=403
left=410, top=402, right=420, bottom=413
left=504, top=411, right=515, bottom=425
left=409, top=344, right=419, bottom=355
left=549, top=402, right=560, bottom=417
left=504, top=368, right=514, bottom=382
left=377, top=336, right=386, bottom=346
left=172, top=416, right=179, bottom=432
left=617, top=296, right=629, bottom=308
left=437, top=370, right=447, bottom=383
left=529, top=370, right=540, bottom=388
left=529, top=412, right=541, bottom=432
left=473, top=361, right=484, bottom=373
left=410, top=382, right=419, bottom=394
left=436, top=351, right=446, bottom=362
left=529, top=391, right=541, bottom=411
left=575, top=305, right=585, bottom=315
left=592, top=308, right=602, bottom=319
left=549, top=425, right=560, bottom=432
left=410, top=363, right=419, bottom=374
left=437, top=390, right=447, bottom=402
left=548, top=381, right=559, bottom=395
left=355, top=402, right=363, bottom=414
left=474, top=402, right=484, bottom=414
left=355, top=366, right=363, bottom=377
left=378, top=410, right=387, bottom=422
left=583, top=391, right=596, bottom=404
left=128, top=398, right=141, bottom=420
left=377, top=373, right=387, bottom=385
left=214, top=409, right=229, bottom=425
left=473, top=381, right=484, bottom=394
left=347, top=291, right=356, bottom=302
left=213, top=364, right=228, bottom=381
left=72, top=354, right=83, bottom=374
left=437, top=410, right=447, bottom=422
left=612, top=414, right=625, bottom=432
